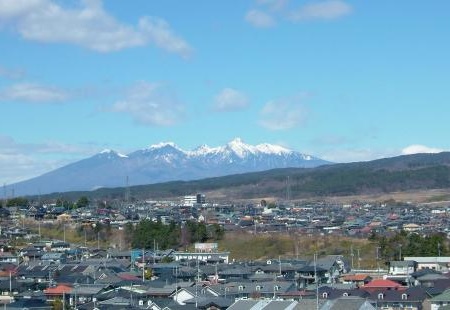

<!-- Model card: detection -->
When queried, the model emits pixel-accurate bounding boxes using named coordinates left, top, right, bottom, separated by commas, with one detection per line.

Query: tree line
left=370, top=230, right=449, bottom=263
left=124, top=219, right=224, bottom=250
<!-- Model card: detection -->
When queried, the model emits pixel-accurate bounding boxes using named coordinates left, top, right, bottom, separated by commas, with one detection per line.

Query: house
left=51, top=241, right=71, bottom=252
left=170, top=285, right=219, bottom=305
left=341, top=274, right=373, bottom=287
left=0, top=252, right=19, bottom=264
left=41, top=252, right=66, bottom=264
left=321, top=296, right=376, bottom=310
left=6, top=297, right=52, bottom=309
left=389, top=260, right=417, bottom=275
left=405, top=257, right=450, bottom=272
left=430, top=288, right=450, bottom=310
left=362, top=279, right=404, bottom=293
left=209, top=281, right=296, bottom=300
left=44, top=284, right=73, bottom=302
left=368, top=286, right=430, bottom=310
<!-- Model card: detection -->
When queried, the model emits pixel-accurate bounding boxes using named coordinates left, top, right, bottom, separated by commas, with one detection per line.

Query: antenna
left=125, top=176, right=130, bottom=205
left=286, top=176, right=291, bottom=202
left=2, top=183, right=6, bottom=208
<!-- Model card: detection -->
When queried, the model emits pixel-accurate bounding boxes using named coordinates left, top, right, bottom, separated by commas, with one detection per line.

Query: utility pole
left=376, top=247, right=381, bottom=274
left=286, top=176, right=291, bottom=203
left=314, top=253, right=319, bottom=310
left=142, top=248, right=145, bottom=282
left=350, top=245, right=354, bottom=270
left=357, top=249, right=361, bottom=269
left=279, top=255, right=282, bottom=279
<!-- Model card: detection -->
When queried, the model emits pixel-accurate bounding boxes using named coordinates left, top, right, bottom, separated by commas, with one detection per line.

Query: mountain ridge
left=25, top=151, right=450, bottom=202
left=7, top=138, right=329, bottom=196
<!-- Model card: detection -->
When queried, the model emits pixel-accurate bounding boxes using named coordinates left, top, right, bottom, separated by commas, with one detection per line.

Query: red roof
left=363, top=279, right=402, bottom=288
left=44, top=285, right=72, bottom=295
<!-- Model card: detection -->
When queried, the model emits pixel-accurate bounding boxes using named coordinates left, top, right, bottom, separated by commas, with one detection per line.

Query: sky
left=0, top=0, right=449, bottom=185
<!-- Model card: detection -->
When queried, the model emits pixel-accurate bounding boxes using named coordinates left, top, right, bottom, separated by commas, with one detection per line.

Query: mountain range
left=7, top=138, right=330, bottom=196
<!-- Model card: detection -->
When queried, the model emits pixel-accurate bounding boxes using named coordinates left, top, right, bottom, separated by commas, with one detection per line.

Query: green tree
left=6, top=197, right=28, bottom=207
left=75, top=196, right=89, bottom=208
left=131, top=219, right=180, bottom=249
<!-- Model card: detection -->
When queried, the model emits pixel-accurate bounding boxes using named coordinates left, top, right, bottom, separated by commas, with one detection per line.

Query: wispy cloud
left=246, top=0, right=352, bottom=28
left=256, top=0, right=290, bottom=11
left=289, top=0, right=352, bottom=21
left=0, top=0, right=193, bottom=57
left=110, top=81, right=185, bottom=126
left=0, top=82, right=68, bottom=103
left=213, top=88, right=250, bottom=112
left=0, top=65, right=26, bottom=79
left=259, top=93, right=309, bottom=130
left=402, top=144, right=443, bottom=155
left=319, top=148, right=398, bottom=163
left=245, top=9, right=276, bottom=28
left=0, top=134, right=102, bottom=184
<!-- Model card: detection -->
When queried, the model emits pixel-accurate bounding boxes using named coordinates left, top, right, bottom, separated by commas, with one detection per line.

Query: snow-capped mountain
left=8, top=138, right=331, bottom=196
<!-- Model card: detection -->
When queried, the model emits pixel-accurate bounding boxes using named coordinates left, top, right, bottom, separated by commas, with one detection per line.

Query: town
left=1, top=193, right=450, bottom=310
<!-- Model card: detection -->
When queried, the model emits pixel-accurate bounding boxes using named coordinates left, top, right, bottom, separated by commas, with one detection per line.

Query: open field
left=219, top=231, right=380, bottom=269
left=204, top=188, right=450, bottom=206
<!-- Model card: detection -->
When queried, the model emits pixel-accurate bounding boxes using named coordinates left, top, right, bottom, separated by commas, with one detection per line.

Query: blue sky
left=0, top=0, right=449, bottom=185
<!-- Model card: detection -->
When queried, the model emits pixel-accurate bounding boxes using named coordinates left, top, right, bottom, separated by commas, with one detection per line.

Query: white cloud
left=0, top=0, right=192, bottom=56
left=110, top=81, right=185, bottom=126
left=289, top=0, right=352, bottom=21
left=0, top=134, right=102, bottom=184
left=138, top=17, right=192, bottom=58
left=213, top=88, right=250, bottom=112
left=259, top=94, right=309, bottom=130
left=402, top=145, right=443, bottom=155
left=245, top=9, right=276, bottom=28
left=0, top=82, right=68, bottom=103
left=0, top=0, right=43, bottom=19
left=319, top=148, right=398, bottom=163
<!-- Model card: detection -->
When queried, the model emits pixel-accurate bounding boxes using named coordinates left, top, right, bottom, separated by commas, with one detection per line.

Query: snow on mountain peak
left=226, top=137, right=256, bottom=158
left=99, top=149, right=128, bottom=158
left=148, top=142, right=181, bottom=150
left=255, top=143, right=292, bottom=155
left=190, top=144, right=216, bottom=156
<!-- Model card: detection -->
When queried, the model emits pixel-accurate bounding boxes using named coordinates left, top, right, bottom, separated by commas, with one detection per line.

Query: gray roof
left=227, top=300, right=303, bottom=310
left=430, top=288, right=450, bottom=302
left=320, top=296, right=376, bottom=310
left=389, top=260, right=415, bottom=267
left=263, top=300, right=298, bottom=310
left=227, top=300, right=262, bottom=310
left=417, top=273, right=449, bottom=281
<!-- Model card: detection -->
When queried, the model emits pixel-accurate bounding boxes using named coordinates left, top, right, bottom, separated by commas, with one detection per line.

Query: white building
left=404, top=256, right=450, bottom=272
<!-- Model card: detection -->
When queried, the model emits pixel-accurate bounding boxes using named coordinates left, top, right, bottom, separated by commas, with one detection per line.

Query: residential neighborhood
left=2, top=195, right=450, bottom=309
